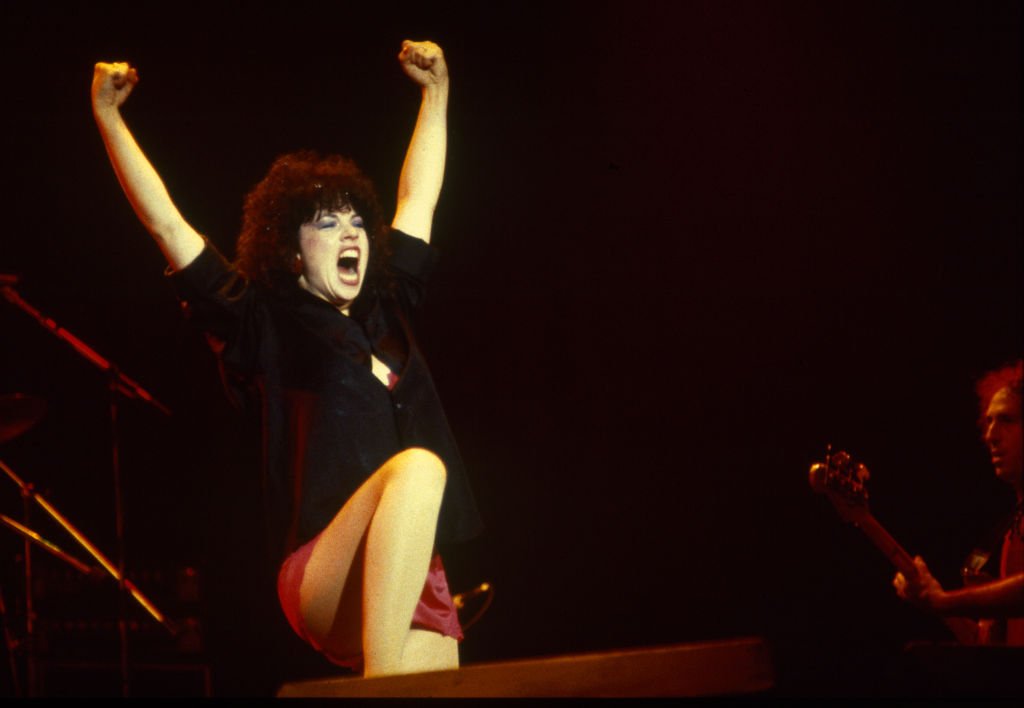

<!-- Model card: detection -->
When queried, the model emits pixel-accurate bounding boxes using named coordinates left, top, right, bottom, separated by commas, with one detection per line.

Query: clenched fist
left=92, top=61, right=139, bottom=113
left=398, top=40, right=448, bottom=88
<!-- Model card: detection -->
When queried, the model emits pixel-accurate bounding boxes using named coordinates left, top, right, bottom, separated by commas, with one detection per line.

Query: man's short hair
left=975, top=358, right=1023, bottom=429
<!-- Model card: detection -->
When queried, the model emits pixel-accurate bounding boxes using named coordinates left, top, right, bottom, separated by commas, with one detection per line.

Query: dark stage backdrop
left=0, top=0, right=1020, bottom=698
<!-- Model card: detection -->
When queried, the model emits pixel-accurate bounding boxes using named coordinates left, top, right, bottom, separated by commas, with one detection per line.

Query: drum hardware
left=0, top=501, right=102, bottom=697
left=2, top=279, right=174, bottom=697
left=0, top=393, right=47, bottom=446
left=0, top=512, right=98, bottom=578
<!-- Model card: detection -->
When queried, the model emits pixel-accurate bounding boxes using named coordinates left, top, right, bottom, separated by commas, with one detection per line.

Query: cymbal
left=0, top=393, right=46, bottom=444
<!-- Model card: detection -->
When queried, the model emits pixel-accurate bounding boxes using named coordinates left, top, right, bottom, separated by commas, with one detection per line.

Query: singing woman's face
left=296, top=205, right=369, bottom=313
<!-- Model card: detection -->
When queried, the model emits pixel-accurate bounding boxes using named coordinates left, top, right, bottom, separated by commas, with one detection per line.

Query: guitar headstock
left=809, top=447, right=871, bottom=524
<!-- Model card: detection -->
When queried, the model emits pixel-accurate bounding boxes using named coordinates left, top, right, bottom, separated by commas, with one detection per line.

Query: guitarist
left=893, top=359, right=1024, bottom=646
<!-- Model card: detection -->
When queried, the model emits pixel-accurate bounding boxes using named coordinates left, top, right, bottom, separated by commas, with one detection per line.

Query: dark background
left=0, top=0, right=1020, bottom=698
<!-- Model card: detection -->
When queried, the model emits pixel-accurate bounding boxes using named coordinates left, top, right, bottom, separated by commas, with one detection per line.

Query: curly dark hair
left=235, top=150, right=391, bottom=295
left=975, top=358, right=1023, bottom=431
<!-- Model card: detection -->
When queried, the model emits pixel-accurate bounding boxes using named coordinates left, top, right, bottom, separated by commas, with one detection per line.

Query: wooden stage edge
left=276, top=635, right=774, bottom=698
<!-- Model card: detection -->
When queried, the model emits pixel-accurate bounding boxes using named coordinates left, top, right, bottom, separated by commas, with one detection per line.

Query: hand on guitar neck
left=892, top=553, right=1001, bottom=646
left=809, top=448, right=992, bottom=646
left=893, top=555, right=944, bottom=609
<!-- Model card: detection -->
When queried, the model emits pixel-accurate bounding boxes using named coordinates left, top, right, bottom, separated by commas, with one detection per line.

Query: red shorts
left=277, top=532, right=464, bottom=669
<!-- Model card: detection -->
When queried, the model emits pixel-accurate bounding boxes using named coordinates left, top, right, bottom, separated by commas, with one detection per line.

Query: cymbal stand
left=1, top=504, right=99, bottom=698
left=0, top=459, right=176, bottom=695
left=2, top=282, right=173, bottom=697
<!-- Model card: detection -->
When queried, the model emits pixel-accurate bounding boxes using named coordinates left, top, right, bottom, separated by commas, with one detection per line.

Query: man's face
left=983, top=386, right=1023, bottom=489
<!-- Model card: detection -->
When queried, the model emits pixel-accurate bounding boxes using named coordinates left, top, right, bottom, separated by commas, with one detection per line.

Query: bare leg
left=297, top=448, right=450, bottom=675
left=362, top=450, right=447, bottom=675
left=401, top=630, right=459, bottom=673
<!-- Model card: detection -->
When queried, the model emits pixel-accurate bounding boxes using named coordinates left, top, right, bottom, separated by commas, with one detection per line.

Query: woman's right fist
left=92, top=62, right=139, bottom=112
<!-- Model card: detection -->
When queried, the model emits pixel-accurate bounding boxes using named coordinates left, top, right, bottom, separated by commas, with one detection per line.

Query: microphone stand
left=1, top=282, right=173, bottom=697
left=0, top=285, right=171, bottom=416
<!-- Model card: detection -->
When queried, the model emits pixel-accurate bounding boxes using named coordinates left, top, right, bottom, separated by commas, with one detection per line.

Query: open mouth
left=337, top=249, right=360, bottom=285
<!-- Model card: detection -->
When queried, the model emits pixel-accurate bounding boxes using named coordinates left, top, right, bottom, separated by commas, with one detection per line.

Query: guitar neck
left=811, top=452, right=987, bottom=646
left=854, top=512, right=982, bottom=645
left=854, top=514, right=917, bottom=578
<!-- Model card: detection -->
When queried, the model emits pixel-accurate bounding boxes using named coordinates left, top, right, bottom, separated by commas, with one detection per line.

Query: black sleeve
left=388, top=228, right=441, bottom=312
left=166, top=241, right=263, bottom=376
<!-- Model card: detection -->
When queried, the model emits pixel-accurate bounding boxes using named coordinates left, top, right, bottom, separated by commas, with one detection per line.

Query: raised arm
left=91, top=62, right=204, bottom=271
left=391, top=41, right=448, bottom=243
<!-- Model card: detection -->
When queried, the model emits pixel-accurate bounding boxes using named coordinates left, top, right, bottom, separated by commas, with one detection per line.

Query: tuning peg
left=855, top=462, right=870, bottom=483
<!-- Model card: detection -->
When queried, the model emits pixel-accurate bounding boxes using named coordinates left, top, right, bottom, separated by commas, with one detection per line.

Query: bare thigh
left=296, top=448, right=446, bottom=662
left=298, top=465, right=388, bottom=659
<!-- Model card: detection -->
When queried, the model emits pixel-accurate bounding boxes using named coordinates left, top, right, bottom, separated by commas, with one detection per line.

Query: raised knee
left=388, top=447, right=447, bottom=492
